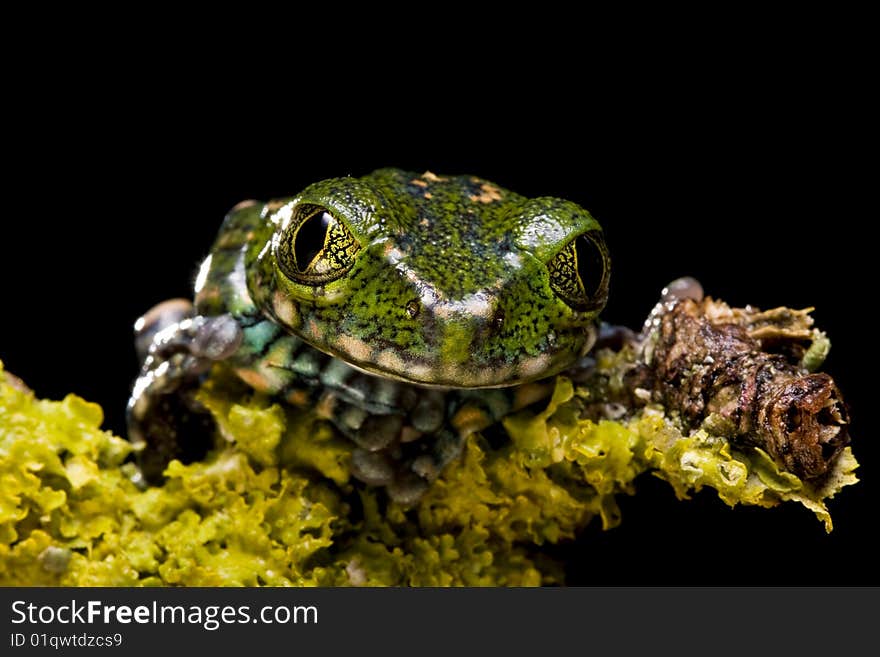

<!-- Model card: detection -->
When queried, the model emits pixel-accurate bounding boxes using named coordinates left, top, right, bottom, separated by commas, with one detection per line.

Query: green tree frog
left=129, top=169, right=611, bottom=503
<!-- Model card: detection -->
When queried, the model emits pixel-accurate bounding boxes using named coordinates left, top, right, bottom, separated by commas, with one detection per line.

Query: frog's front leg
left=127, top=299, right=243, bottom=481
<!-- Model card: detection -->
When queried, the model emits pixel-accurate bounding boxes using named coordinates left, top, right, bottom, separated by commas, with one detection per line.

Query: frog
left=128, top=168, right=611, bottom=504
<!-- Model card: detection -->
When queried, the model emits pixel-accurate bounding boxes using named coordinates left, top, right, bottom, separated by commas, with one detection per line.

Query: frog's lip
left=315, top=324, right=597, bottom=389
left=338, top=357, right=562, bottom=389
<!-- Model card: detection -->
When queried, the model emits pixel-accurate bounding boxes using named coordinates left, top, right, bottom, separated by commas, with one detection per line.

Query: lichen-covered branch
left=636, top=296, right=849, bottom=480
left=0, top=281, right=860, bottom=586
left=586, top=288, right=849, bottom=480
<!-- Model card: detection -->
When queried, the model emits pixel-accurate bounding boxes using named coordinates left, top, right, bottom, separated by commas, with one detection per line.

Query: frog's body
left=129, top=169, right=610, bottom=503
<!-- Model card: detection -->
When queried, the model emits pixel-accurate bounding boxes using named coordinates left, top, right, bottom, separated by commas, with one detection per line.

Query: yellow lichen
left=0, top=360, right=859, bottom=586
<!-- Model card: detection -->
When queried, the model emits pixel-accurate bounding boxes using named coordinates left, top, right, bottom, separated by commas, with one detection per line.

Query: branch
left=596, top=279, right=850, bottom=480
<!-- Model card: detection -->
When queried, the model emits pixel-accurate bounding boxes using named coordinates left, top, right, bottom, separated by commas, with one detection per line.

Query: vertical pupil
left=294, top=210, right=333, bottom=272
left=575, top=235, right=605, bottom=298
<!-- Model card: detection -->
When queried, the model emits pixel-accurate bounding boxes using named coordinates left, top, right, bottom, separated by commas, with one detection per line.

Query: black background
left=3, top=44, right=873, bottom=586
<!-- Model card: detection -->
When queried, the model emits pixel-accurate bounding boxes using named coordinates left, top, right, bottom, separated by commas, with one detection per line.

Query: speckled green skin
left=198, top=169, right=609, bottom=389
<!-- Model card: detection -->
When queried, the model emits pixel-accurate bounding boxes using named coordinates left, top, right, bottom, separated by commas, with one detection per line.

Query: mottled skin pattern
left=129, top=169, right=610, bottom=503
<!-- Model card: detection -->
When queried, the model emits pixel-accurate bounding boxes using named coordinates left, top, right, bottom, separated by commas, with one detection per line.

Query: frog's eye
left=547, top=232, right=610, bottom=311
left=276, top=204, right=361, bottom=284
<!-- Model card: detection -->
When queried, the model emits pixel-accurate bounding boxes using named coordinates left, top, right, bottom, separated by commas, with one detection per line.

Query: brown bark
left=644, top=298, right=849, bottom=480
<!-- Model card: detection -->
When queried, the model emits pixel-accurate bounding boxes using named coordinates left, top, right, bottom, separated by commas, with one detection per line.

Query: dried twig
left=636, top=285, right=849, bottom=479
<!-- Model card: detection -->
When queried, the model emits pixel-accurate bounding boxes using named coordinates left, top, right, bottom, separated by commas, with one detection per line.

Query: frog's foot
left=341, top=386, right=546, bottom=506
left=318, top=396, right=430, bottom=505
left=348, top=425, right=464, bottom=506
left=128, top=300, right=243, bottom=482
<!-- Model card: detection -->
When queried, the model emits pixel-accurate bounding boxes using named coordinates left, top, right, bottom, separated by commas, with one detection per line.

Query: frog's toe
left=387, top=472, right=430, bottom=506
left=134, top=298, right=194, bottom=361
left=661, top=276, right=704, bottom=303
left=643, top=277, right=705, bottom=334
left=410, top=390, right=446, bottom=433
left=350, top=449, right=395, bottom=486
left=353, top=414, right=404, bottom=451
left=410, top=455, right=439, bottom=480
left=405, top=429, right=464, bottom=485
left=190, top=315, right=243, bottom=360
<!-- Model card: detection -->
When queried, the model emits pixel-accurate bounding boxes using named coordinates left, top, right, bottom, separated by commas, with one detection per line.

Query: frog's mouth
left=315, top=323, right=598, bottom=389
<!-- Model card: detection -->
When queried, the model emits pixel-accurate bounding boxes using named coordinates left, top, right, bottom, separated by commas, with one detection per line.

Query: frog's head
left=247, top=169, right=610, bottom=388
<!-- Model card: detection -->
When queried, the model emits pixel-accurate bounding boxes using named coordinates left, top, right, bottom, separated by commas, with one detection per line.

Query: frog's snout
left=426, top=293, right=496, bottom=324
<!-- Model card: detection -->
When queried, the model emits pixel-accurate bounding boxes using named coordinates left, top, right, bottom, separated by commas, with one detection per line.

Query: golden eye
left=277, top=205, right=361, bottom=284
left=547, top=232, right=610, bottom=311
